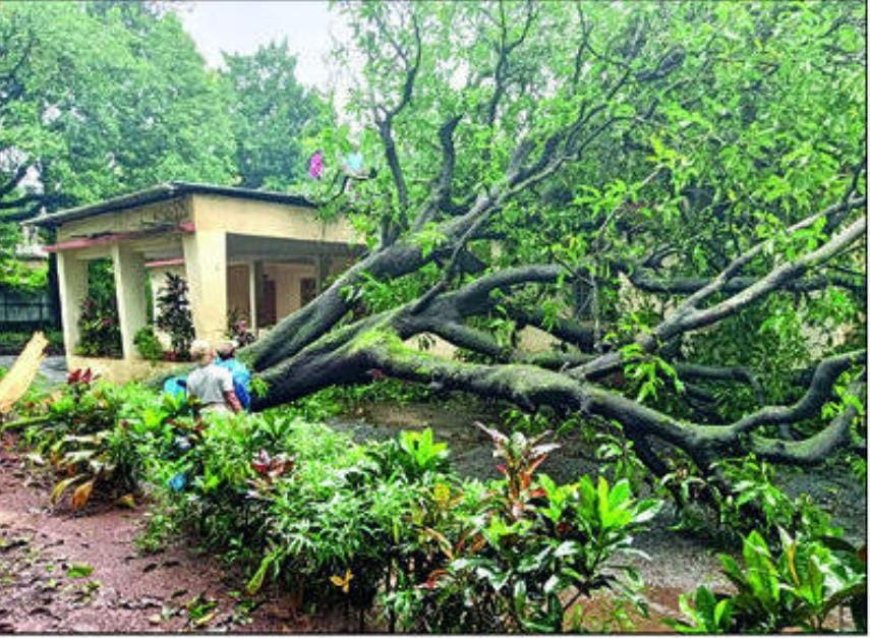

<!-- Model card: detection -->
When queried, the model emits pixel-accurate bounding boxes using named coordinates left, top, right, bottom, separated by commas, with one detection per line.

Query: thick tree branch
left=656, top=214, right=866, bottom=342
left=727, top=350, right=865, bottom=435
left=675, top=362, right=765, bottom=405
left=751, top=376, right=866, bottom=466
left=412, top=113, right=463, bottom=232
left=628, top=270, right=865, bottom=298
left=0, top=164, right=30, bottom=200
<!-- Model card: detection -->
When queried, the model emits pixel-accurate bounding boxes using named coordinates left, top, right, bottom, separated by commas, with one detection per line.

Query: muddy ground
left=0, top=395, right=865, bottom=633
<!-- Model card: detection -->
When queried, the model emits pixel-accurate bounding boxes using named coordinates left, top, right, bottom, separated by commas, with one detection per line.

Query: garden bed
left=0, top=377, right=864, bottom=634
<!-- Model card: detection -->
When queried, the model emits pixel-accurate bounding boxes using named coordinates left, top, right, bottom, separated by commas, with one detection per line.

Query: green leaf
left=66, top=563, right=94, bottom=579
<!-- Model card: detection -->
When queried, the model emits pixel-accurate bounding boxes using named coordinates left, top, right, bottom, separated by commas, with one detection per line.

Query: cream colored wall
left=57, top=251, right=89, bottom=363
left=111, top=244, right=148, bottom=360
left=182, top=231, right=227, bottom=341
left=191, top=194, right=358, bottom=244
left=263, top=262, right=316, bottom=321
left=67, top=355, right=186, bottom=385
left=57, top=197, right=192, bottom=242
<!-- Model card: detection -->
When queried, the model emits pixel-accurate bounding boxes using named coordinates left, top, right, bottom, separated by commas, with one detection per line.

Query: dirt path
left=0, top=434, right=355, bottom=633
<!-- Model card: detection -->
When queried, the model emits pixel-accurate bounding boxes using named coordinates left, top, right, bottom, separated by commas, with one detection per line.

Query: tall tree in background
left=243, top=1, right=866, bottom=486
left=223, top=40, right=326, bottom=190
left=0, top=1, right=236, bottom=289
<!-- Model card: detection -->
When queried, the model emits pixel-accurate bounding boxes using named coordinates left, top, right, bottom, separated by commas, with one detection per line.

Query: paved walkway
left=0, top=355, right=68, bottom=388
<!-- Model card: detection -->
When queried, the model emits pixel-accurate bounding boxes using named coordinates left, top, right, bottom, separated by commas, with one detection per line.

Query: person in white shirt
left=185, top=340, right=242, bottom=414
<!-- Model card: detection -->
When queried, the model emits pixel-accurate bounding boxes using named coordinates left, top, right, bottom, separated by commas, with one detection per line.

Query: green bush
left=0, top=329, right=64, bottom=355
left=140, top=413, right=661, bottom=632
left=75, top=259, right=122, bottom=358
left=383, top=425, right=661, bottom=632
left=133, top=326, right=164, bottom=361
left=15, top=380, right=664, bottom=632
left=669, top=529, right=866, bottom=633
left=20, top=370, right=194, bottom=511
left=156, top=273, right=194, bottom=360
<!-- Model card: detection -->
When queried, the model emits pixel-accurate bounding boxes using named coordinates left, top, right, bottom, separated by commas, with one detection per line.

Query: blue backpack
left=162, top=376, right=187, bottom=399
left=216, top=358, right=252, bottom=410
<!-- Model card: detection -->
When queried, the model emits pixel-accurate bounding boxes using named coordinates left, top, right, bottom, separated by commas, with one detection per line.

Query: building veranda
left=30, top=182, right=361, bottom=382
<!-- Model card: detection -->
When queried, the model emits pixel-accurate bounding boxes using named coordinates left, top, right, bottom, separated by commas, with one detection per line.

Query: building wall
left=192, top=194, right=357, bottom=244
left=262, top=262, right=317, bottom=322
left=57, top=198, right=192, bottom=242
left=67, top=354, right=186, bottom=385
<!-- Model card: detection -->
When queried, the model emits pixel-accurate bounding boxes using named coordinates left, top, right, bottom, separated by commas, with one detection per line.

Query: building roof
left=26, top=181, right=317, bottom=228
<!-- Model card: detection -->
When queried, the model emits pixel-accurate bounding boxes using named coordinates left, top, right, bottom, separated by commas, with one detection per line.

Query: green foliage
left=670, top=586, right=734, bottom=634
left=120, top=401, right=662, bottom=632
left=280, top=377, right=434, bottom=422
left=0, top=2, right=235, bottom=217
left=715, top=456, right=839, bottom=542
left=666, top=455, right=842, bottom=544
left=669, top=530, right=866, bottom=633
left=0, top=227, right=47, bottom=292
left=156, top=273, right=194, bottom=360
left=249, top=376, right=269, bottom=399
left=0, top=329, right=64, bottom=355
left=20, top=370, right=196, bottom=511
left=221, top=40, right=327, bottom=190
left=387, top=425, right=661, bottom=633
left=133, top=326, right=164, bottom=362
left=592, top=421, right=649, bottom=493
left=75, top=260, right=121, bottom=358
left=373, top=428, right=450, bottom=481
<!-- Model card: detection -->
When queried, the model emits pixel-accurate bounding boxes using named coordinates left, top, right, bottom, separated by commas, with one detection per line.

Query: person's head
left=189, top=339, right=214, bottom=365
left=216, top=341, right=236, bottom=361
left=236, top=319, right=248, bottom=332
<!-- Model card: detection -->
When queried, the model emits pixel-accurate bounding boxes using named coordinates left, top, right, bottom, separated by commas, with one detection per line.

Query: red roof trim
left=145, top=258, right=185, bottom=268
left=43, top=222, right=195, bottom=253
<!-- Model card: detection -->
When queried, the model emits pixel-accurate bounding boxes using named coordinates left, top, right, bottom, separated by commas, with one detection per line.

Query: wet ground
left=0, top=356, right=68, bottom=388
left=0, top=433, right=367, bottom=633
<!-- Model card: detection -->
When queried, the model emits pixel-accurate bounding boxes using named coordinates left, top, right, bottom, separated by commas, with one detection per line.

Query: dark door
left=259, top=276, right=277, bottom=326
left=300, top=277, right=317, bottom=307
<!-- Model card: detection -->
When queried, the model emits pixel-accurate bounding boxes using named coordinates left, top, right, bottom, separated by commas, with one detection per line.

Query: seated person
left=186, top=340, right=242, bottom=414
left=232, top=319, right=256, bottom=347
left=215, top=342, right=252, bottom=410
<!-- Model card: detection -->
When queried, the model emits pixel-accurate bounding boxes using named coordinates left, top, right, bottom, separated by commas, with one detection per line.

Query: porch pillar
left=248, top=260, right=262, bottom=333
left=56, top=251, right=88, bottom=366
left=315, top=255, right=328, bottom=294
left=183, top=230, right=227, bottom=342
left=111, top=244, right=148, bottom=360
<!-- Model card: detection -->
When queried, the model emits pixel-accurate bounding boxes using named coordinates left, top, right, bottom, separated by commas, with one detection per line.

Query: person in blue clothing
left=215, top=342, right=252, bottom=410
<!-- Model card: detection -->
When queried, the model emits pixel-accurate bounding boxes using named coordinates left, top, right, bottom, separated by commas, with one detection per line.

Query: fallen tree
left=243, top=1, right=866, bottom=479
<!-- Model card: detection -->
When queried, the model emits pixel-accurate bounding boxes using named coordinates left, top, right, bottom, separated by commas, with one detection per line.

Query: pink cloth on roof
left=308, top=151, right=324, bottom=180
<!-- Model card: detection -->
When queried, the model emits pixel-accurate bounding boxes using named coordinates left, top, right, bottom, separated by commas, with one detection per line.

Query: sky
left=175, top=1, right=352, bottom=94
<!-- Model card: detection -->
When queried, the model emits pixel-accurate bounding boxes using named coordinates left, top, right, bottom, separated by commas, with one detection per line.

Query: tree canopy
left=0, top=1, right=325, bottom=291
left=244, top=0, right=866, bottom=484
left=222, top=40, right=327, bottom=190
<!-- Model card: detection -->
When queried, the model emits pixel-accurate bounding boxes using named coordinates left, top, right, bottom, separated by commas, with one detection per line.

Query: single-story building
left=28, top=182, right=362, bottom=382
